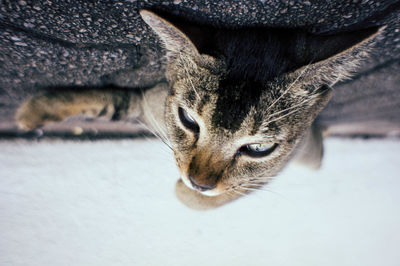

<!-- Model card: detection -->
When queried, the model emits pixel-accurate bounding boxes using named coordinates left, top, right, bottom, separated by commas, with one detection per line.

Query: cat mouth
left=180, top=175, right=224, bottom=196
left=189, top=178, right=216, bottom=192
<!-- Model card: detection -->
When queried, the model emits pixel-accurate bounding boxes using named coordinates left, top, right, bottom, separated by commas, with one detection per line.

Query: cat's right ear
left=140, top=10, right=200, bottom=60
left=289, top=26, right=384, bottom=88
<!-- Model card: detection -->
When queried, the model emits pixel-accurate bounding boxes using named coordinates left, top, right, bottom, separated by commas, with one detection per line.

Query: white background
left=1, top=138, right=399, bottom=266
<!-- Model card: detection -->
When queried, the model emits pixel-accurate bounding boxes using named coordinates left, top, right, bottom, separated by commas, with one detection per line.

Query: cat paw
left=15, top=98, right=60, bottom=131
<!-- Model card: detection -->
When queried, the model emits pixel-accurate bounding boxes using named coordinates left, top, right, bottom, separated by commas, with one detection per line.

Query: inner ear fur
left=139, top=10, right=201, bottom=59
left=141, top=10, right=216, bottom=54
left=292, top=27, right=381, bottom=67
left=139, top=10, right=223, bottom=76
left=289, top=26, right=384, bottom=87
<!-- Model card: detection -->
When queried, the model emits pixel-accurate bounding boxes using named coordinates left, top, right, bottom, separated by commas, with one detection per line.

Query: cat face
left=140, top=10, right=381, bottom=196
left=163, top=56, right=331, bottom=195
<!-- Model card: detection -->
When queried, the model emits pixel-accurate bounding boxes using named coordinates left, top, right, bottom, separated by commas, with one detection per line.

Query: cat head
left=140, top=10, right=382, bottom=196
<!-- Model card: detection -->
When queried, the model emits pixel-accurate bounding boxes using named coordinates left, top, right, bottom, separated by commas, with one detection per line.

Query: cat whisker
left=226, top=190, right=237, bottom=199
left=140, top=132, right=174, bottom=161
left=137, top=119, right=173, bottom=152
left=231, top=189, right=247, bottom=197
left=179, top=52, right=201, bottom=100
left=140, top=92, right=172, bottom=151
left=264, top=105, right=306, bottom=125
left=267, top=96, right=311, bottom=119
left=227, top=186, right=248, bottom=196
left=265, top=63, right=311, bottom=112
left=263, top=87, right=323, bottom=126
left=138, top=114, right=169, bottom=147
left=239, top=182, right=286, bottom=199
left=237, top=186, right=262, bottom=192
left=240, top=184, right=271, bottom=193
left=240, top=176, right=272, bottom=188
left=240, top=181, right=265, bottom=187
left=137, top=95, right=172, bottom=150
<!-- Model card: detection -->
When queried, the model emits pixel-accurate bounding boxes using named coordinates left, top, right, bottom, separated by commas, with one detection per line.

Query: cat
left=16, top=10, right=382, bottom=209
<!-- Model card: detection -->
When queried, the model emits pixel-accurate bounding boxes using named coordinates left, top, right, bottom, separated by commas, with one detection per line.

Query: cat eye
left=239, top=143, right=278, bottom=158
left=178, top=107, right=199, bottom=134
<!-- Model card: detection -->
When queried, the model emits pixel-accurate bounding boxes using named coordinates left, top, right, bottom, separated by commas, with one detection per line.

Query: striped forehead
left=175, top=76, right=287, bottom=136
left=210, top=79, right=265, bottom=133
left=175, top=71, right=219, bottom=105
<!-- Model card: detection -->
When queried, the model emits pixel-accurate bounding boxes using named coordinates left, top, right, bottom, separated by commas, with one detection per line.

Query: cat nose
left=188, top=175, right=216, bottom=192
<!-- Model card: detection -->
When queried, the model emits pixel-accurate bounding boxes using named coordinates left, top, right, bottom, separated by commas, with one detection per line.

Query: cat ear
left=289, top=26, right=384, bottom=88
left=139, top=10, right=200, bottom=60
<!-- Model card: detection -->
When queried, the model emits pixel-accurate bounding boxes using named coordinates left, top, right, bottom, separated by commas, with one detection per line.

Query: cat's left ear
left=289, top=26, right=385, bottom=88
left=140, top=10, right=200, bottom=60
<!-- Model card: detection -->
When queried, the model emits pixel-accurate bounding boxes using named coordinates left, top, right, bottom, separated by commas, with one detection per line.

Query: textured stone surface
left=0, top=0, right=399, bottom=136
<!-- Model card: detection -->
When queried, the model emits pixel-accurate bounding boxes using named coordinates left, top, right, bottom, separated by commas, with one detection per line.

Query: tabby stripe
left=111, top=91, right=131, bottom=121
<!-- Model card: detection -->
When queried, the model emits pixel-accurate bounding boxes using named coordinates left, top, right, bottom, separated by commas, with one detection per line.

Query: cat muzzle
left=188, top=174, right=217, bottom=192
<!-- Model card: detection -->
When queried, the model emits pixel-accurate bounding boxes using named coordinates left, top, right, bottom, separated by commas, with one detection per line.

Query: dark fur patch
left=212, top=79, right=264, bottom=132
left=111, top=91, right=131, bottom=121
left=213, top=28, right=296, bottom=83
left=208, top=28, right=310, bottom=132
left=184, top=90, right=196, bottom=106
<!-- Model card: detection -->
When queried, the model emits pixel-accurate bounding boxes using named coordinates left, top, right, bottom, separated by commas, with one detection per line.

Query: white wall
left=0, top=138, right=399, bottom=266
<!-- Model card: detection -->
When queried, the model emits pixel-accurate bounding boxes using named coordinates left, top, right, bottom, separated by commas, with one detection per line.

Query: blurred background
left=1, top=1, right=399, bottom=265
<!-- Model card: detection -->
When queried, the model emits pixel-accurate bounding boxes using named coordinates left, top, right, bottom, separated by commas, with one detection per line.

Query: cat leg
left=292, top=122, right=324, bottom=169
left=16, top=89, right=141, bottom=130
